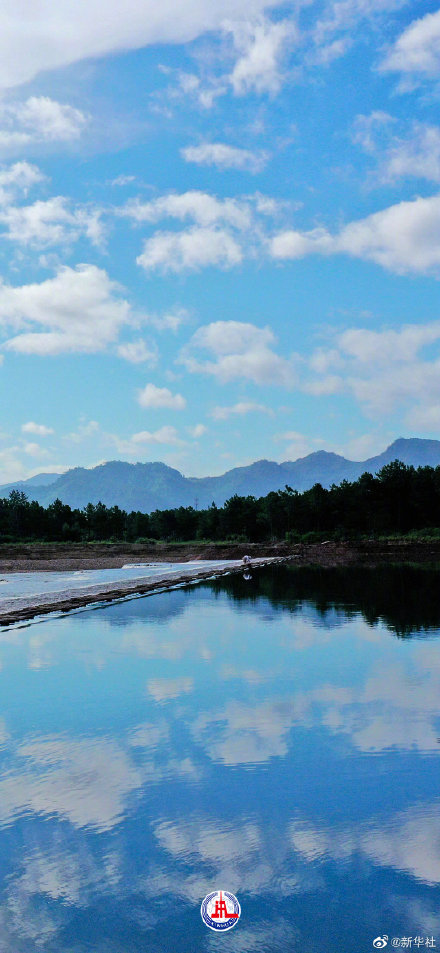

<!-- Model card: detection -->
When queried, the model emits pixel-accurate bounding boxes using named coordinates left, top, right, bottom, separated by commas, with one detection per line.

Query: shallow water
left=0, top=564, right=439, bottom=952
left=0, top=560, right=236, bottom=600
left=0, top=560, right=239, bottom=617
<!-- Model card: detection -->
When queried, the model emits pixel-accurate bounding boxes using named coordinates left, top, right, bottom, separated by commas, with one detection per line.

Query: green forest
left=2, top=460, right=440, bottom=543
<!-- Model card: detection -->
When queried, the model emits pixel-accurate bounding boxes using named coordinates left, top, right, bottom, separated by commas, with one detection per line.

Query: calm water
left=0, top=564, right=440, bottom=953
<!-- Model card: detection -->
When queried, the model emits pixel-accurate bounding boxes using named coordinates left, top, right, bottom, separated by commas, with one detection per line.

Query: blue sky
left=1, top=0, right=440, bottom=481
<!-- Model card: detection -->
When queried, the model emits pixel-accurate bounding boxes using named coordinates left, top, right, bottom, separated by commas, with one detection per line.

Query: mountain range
left=2, top=438, right=440, bottom=513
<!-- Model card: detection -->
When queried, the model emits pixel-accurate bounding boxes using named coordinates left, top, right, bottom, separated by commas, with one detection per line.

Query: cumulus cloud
left=137, top=225, right=243, bottom=273
left=0, top=196, right=105, bottom=248
left=0, top=264, right=139, bottom=355
left=129, top=426, right=183, bottom=445
left=147, top=308, right=188, bottom=332
left=0, top=97, right=87, bottom=153
left=123, top=190, right=251, bottom=229
left=124, top=189, right=283, bottom=273
left=0, top=0, right=285, bottom=89
left=225, top=16, right=297, bottom=95
left=181, top=142, right=268, bottom=172
left=211, top=401, right=272, bottom=419
left=381, top=8, right=440, bottom=81
left=270, top=192, right=440, bottom=274
left=116, top=339, right=158, bottom=364
left=180, top=320, right=296, bottom=386
left=306, top=320, right=440, bottom=424
left=137, top=383, right=186, bottom=409
left=380, top=124, right=440, bottom=183
left=0, top=161, right=44, bottom=204
left=21, top=422, right=54, bottom=436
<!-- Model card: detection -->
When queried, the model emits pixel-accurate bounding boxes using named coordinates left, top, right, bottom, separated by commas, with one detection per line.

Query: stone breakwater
left=0, top=556, right=290, bottom=627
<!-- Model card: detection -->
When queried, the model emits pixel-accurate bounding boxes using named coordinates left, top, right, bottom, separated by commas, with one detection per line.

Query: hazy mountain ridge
left=2, top=438, right=440, bottom=512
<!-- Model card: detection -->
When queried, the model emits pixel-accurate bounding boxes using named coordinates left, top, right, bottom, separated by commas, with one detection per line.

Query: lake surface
left=0, top=564, right=439, bottom=952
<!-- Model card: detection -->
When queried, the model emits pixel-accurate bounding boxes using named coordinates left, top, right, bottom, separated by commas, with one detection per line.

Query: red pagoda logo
left=201, top=890, right=241, bottom=932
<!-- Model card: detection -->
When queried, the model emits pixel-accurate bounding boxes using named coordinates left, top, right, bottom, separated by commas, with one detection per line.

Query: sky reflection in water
left=0, top=565, right=439, bottom=952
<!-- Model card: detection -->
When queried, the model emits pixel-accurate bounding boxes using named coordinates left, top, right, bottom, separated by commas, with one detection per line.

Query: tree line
left=2, top=460, right=440, bottom=543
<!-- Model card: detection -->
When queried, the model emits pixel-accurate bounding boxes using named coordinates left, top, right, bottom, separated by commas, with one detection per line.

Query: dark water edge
left=208, top=563, right=440, bottom=638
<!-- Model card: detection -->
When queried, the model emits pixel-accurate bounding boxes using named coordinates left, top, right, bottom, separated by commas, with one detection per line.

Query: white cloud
left=23, top=442, right=49, bottom=457
left=111, top=174, right=136, bottom=186
left=0, top=196, right=104, bottom=248
left=137, top=225, right=243, bottom=273
left=137, top=383, right=186, bottom=409
left=383, top=124, right=440, bottom=183
left=117, top=339, right=158, bottom=364
left=270, top=192, right=440, bottom=274
left=0, top=264, right=138, bottom=355
left=0, top=0, right=285, bottom=89
left=311, top=0, right=405, bottom=67
left=181, top=142, right=268, bottom=172
left=211, top=400, right=271, bottom=419
left=305, top=319, right=440, bottom=424
left=130, top=426, right=183, bottom=445
left=406, top=404, right=440, bottom=431
left=147, top=308, right=187, bottom=332
left=181, top=320, right=296, bottom=386
left=354, top=115, right=440, bottom=184
left=381, top=8, right=440, bottom=81
left=21, top=422, right=54, bottom=436
left=187, top=423, right=207, bottom=438
left=0, top=161, right=44, bottom=204
left=0, top=97, right=87, bottom=153
left=225, top=16, right=297, bottom=95
left=123, top=190, right=251, bottom=229
left=124, top=190, right=284, bottom=273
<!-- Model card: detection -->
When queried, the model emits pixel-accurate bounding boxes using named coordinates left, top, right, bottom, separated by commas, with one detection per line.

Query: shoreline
left=0, top=556, right=289, bottom=627
left=1, top=539, right=440, bottom=572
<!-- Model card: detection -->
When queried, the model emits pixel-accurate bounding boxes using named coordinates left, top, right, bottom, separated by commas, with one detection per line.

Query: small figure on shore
left=242, top=554, right=252, bottom=565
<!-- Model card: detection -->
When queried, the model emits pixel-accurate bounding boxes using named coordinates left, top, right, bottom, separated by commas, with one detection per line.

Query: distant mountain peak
left=2, top=437, right=440, bottom=512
